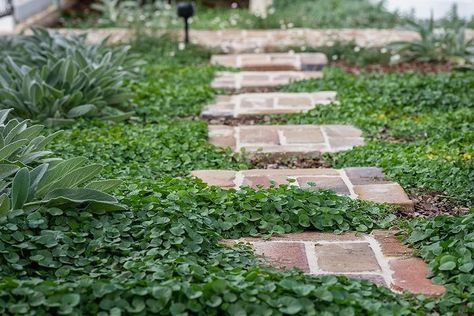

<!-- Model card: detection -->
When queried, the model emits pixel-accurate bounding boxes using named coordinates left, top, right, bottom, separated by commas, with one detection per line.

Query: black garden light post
left=177, top=2, right=194, bottom=44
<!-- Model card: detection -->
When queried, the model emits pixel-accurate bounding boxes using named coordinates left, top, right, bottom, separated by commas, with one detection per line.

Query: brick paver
left=225, top=231, right=445, bottom=295
left=201, top=92, right=337, bottom=118
left=211, top=71, right=322, bottom=91
left=191, top=168, right=414, bottom=209
left=208, top=125, right=363, bottom=153
left=211, top=53, right=328, bottom=71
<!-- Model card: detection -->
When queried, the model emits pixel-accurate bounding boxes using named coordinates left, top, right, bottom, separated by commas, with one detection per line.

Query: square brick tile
left=281, top=126, right=325, bottom=144
left=390, top=258, right=445, bottom=295
left=353, top=184, right=414, bottom=210
left=278, top=96, right=313, bottom=107
left=323, top=125, right=363, bottom=138
left=191, top=170, right=236, bottom=188
left=239, top=126, right=280, bottom=145
left=252, top=242, right=310, bottom=272
left=297, top=176, right=350, bottom=195
left=371, top=230, right=412, bottom=257
left=240, top=96, right=274, bottom=109
left=327, top=137, right=365, bottom=151
left=242, top=175, right=272, bottom=188
left=344, top=167, right=391, bottom=185
left=315, top=243, right=382, bottom=273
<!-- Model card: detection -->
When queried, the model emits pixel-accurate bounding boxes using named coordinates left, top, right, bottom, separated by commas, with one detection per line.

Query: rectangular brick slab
left=208, top=125, right=364, bottom=154
left=211, top=71, right=322, bottom=92
left=225, top=231, right=444, bottom=295
left=211, top=53, right=328, bottom=71
left=201, top=92, right=337, bottom=118
left=191, top=168, right=414, bottom=210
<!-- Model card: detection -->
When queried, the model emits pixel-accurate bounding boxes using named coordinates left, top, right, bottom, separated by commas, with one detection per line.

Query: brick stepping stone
left=211, top=53, right=328, bottom=71
left=192, top=168, right=413, bottom=209
left=208, top=124, right=364, bottom=154
left=224, top=230, right=445, bottom=295
left=201, top=92, right=337, bottom=118
left=211, top=71, right=322, bottom=92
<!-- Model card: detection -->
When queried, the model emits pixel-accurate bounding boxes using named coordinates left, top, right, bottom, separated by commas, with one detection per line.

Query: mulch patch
left=333, top=61, right=453, bottom=74
left=249, top=153, right=331, bottom=169
left=399, top=190, right=471, bottom=218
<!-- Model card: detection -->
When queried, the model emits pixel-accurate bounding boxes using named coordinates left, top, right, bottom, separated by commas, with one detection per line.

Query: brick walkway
left=211, top=53, right=328, bottom=71
left=224, top=230, right=445, bottom=295
left=209, top=124, right=364, bottom=153
left=191, top=168, right=413, bottom=209
left=51, top=28, right=474, bottom=53
left=212, top=71, right=322, bottom=92
left=201, top=92, right=337, bottom=118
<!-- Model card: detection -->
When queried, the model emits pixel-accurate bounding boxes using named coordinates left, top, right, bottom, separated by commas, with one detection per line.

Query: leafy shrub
left=0, top=28, right=138, bottom=124
left=387, top=17, right=474, bottom=67
left=0, top=109, right=123, bottom=216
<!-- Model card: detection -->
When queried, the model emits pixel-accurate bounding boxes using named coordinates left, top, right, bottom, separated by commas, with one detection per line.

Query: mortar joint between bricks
left=234, top=126, right=241, bottom=152
left=364, top=235, right=394, bottom=288
left=339, top=169, right=359, bottom=199
left=320, top=126, right=332, bottom=151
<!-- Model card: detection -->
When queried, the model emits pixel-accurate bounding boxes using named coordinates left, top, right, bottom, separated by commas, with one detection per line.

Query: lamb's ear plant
left=0, top=27, right=139, bottom=124
left=0, top=109, right=124, bottom=216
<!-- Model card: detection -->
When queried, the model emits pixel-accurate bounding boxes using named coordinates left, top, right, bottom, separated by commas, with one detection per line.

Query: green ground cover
left=61, top=0, right=474, bottom=30
left=0, top=32, right=473, bottom=315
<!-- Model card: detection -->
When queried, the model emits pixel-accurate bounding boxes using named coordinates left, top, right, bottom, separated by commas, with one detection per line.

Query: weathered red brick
left=191, top=170, right=236, bottom=188
left=371, top=230, right=412, bottom=257
left=344, top=167, right=390, bottom=185
left=252, top=241, right=310, bottom=272
left=298, top=176, right=350, bottom=195
left=390, top=258, right=445, bottom=295
left=316, top=243, right=381, bottom=273
left=353, top=183, right=414, bottom=210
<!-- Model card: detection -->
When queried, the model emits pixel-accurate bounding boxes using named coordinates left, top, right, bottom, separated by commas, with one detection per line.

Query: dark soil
left=400, top=190, right=471, bottom=218
left=249, top=153, right=331, bottom=169
left=334, top=61, right=453, bottom=74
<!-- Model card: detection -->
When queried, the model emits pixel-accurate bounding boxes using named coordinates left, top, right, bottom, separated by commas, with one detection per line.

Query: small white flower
left=380, top=48, right=388, bottom=54
left=268, top=7, right=276, bottom=15
left=287, top=23, right=294, bottom=28
left=353, top=46, right=361, bottom=53
left=301, top=46, right=307, bottom=51
left=332, top=55, right=338, bottom=61
left=178, top=43, right=185, bottom=50
left=169, top=51, right=176, bottom=57
left=390, top=54, right=401, bottom=63
left=231, top=2, right=238, bottom=8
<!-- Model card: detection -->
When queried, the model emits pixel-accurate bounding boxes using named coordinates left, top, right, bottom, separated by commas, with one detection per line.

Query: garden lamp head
left=177, top=2, right=194, bottom=44
left=177, top=2, right=194, bottom=19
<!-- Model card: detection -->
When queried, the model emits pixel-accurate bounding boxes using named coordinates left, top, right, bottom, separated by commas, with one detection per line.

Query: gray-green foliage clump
left=0, top=109, right=123, bottom=216
left=0, top=28, right=139, bottom=124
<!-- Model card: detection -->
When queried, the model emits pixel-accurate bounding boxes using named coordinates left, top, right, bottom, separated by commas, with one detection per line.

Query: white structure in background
left=0, top=0, right=75, bottom=34
left=378, top=0, right=474, bottom=20
left=250, top=0, right=273, bottom=18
